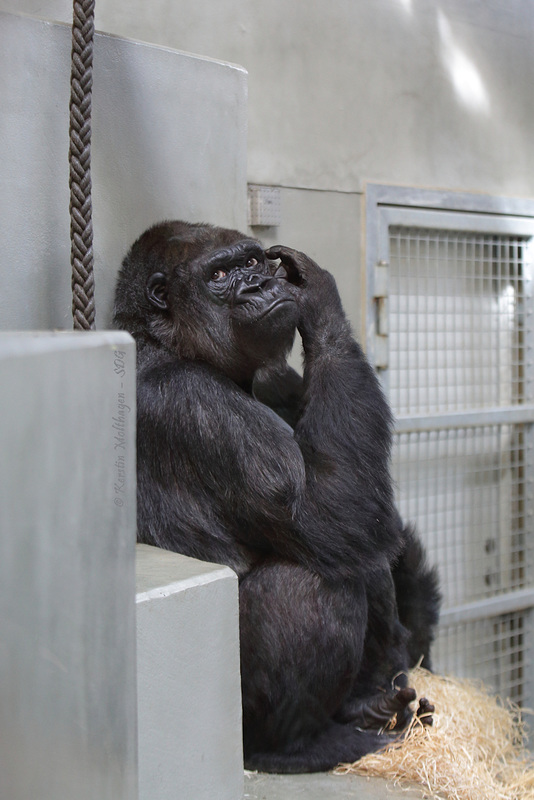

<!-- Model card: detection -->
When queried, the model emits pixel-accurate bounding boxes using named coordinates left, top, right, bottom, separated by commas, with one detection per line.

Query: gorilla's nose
left=234, top=273, right=276, bottom=302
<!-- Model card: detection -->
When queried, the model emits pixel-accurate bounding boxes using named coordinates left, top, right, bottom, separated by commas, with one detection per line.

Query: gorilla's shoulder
left=137, top=357, right=253, bottom=409
left=139, top=356, right=219, bottom=385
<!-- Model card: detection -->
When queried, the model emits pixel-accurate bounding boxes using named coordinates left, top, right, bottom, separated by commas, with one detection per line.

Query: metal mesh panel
left=388, top=228, right=532, bottom=415
left=393, top=424, right=532, bottom=606
left=387, top=225, right=534, bottom=706
left=433, top=612, right=528, bottom=705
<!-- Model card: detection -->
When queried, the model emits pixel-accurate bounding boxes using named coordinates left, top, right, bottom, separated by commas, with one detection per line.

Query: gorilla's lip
left=257, top=296, right=296, bottom=319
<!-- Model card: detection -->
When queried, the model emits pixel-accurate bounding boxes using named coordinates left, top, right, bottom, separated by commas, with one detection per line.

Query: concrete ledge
left=244, top=771, right=425, bottom=799
left=136, top=543, right=243, bottom=800
left=0, top=332, right=137, bottom=800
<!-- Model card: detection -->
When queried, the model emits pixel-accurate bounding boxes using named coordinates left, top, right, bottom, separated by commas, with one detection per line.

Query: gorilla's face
left=124, top=223, right=299, bottom=384
left=200, top=238, right=298, bottom=333
left=190, top=237, right=299, bottom=374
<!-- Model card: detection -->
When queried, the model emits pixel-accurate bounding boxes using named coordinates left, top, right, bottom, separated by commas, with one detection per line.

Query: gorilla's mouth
left=256, top=296, right=296, bottom=319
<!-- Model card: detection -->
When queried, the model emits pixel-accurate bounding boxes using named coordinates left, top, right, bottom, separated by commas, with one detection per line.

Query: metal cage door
left=365, top=186, right=534, bottom=710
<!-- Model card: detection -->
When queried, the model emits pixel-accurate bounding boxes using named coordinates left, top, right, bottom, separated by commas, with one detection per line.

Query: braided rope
left=69, top=0, right=96, bottom=330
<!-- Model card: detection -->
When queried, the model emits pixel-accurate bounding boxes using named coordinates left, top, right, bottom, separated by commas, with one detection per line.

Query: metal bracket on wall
left=248, top=184, right=281, bottom=227
left=373, top=260, right=389, bottom=370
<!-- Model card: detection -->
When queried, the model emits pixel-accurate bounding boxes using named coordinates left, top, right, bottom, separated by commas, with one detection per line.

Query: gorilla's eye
left=211, top=269, right=227, bottom=281
left=246, top=257, right=258, bottom=268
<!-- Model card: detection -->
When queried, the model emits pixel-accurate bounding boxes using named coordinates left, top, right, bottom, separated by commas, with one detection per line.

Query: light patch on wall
left=438, top=10, right=490, bottom=115
left=395, top=0, right=413, bottom=14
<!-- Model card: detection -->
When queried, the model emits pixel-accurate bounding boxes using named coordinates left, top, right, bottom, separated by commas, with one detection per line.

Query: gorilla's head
left=113, top=221, right=299, bottom=384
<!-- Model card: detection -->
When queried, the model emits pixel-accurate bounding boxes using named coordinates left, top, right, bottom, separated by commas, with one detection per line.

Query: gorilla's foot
left=337, top=685, right=433, bottom=731
left=416, top=696, right=434, bottom=726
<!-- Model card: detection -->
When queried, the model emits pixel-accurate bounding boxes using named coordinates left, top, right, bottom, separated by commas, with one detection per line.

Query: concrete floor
left=244, top=771, right=425, bottom=799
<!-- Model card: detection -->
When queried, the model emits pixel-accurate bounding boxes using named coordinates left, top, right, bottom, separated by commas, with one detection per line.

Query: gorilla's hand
left=264, top=246, right=343, bottom=343
left=264, top=245, right=325, bottom=288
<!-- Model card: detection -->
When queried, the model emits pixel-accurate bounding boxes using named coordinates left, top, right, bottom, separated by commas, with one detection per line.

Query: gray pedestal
left=136, top=544, right=243, bottom=800
left=0, top=332, right=137, bottom=800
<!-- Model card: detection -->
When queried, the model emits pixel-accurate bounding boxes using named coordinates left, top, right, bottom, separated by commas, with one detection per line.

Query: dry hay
left=334, top=668, right=534, bottom=800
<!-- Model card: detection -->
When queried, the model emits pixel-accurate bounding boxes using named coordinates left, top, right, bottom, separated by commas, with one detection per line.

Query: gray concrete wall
left=0, top=332, right=137, bottom=800
left=8, top=1, right=532, bottom=342
left=7, top=0, right=533, bottom=195
left=0, top=10, right=247, bottom=331
left=136, top=545, right=243, bottom=800
left=0, top=12, right=249, bottom=796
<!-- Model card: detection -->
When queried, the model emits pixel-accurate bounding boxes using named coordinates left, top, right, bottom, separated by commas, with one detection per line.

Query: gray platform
left=136, top=545, right=243, bottom=800
left=244, top=771, right=424, bottom=799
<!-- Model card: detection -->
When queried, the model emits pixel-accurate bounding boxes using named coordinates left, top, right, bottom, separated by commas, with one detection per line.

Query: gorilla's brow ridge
left=203, top=240, right=263, bottom=270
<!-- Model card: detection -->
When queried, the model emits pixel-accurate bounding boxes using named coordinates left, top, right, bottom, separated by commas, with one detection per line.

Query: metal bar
left=365, top=183, right=534, bottom=220
left=395, top=405, right=534, bottom=433
left=440, top=588, right=534, bottom=626
left=380, top=207, right=534, bottom=238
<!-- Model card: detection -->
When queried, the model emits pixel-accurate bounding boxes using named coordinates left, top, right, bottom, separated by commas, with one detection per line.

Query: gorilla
left=113, top=220, right=440, bottom=774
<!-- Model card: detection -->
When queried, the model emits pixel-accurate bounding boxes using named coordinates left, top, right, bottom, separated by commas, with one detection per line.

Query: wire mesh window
left=386, top=224, right=534, bottom=708
left=388, top=228, right=533, bottom=415
left=393, top=425, right=531, bottom=607
left=433, top=611, right=526, bottom=705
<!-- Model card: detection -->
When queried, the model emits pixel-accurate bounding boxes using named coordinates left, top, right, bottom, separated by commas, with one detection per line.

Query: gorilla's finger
left=264, top=246, right=303, bottom=284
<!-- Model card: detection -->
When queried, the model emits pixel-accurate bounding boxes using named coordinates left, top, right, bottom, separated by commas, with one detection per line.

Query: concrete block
left=244, top=771, right=426, bottom=799
left=136, top=544, right=243, bottom=800
left=0, top=331, right=138, bottom=800
left=0, top=10, right=247, bottom=331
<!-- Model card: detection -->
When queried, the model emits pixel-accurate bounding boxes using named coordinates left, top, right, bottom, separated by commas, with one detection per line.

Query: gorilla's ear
left=146, top=272, right=168, bottom=311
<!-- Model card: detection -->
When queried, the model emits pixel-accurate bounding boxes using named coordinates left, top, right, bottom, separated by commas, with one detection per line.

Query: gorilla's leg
left=392, top=525, right=441, bottom=669
left=244, top=721, right=385, bottom=774
left=239, top=561, right=388, bottom=773
left=334, top=564, right=432, bottom=732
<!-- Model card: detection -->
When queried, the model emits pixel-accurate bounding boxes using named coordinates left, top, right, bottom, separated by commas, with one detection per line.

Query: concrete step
left=136, top=544, right=243, bottom=800
left=244, top=771, right=425, bottom=799
left=0, top=332, right=138, bottom=800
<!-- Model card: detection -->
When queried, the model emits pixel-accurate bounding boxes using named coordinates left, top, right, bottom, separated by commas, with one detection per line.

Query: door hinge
left=373, top=260, right=389, bottom=369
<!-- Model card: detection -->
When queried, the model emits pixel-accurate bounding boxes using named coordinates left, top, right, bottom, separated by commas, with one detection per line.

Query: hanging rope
left=69, top=0, right=96, bottom=330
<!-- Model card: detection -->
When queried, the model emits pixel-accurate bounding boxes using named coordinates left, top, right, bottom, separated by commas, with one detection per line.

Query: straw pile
left=334, top=668, right=534, bottom=800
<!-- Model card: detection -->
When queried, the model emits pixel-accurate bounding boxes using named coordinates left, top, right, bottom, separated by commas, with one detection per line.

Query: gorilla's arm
left=252, top=363, right=304, bottom=428
left=266, top=246, right=401, bottom=569
left=136, top=359, right=309, bottom=573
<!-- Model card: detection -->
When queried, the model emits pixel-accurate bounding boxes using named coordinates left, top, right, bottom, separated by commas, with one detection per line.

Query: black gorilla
left=114, top=220, right=440, bottom=773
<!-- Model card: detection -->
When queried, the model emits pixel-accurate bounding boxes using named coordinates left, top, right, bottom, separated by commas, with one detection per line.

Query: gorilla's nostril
left=237, top=274, right=272, bottom=296
left=237, top=281, right=261, bottom=296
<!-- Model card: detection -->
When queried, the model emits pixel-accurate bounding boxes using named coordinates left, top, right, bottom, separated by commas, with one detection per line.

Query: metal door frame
left=364, top=184, right=534, bottom=705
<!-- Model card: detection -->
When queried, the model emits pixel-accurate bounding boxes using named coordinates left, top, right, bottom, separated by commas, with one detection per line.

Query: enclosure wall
left=4, top=0, right=534, bottom=339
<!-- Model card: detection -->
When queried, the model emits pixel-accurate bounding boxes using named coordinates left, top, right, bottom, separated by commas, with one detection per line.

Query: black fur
left=114, top=221, right=441, bottom=773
